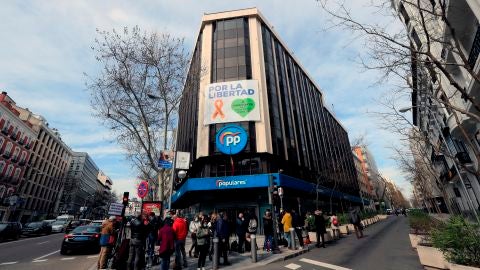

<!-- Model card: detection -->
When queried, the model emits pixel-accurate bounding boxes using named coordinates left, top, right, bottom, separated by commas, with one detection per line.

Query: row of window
left=0, top=136, right=29, bottom=164
left=0, top=113, right=35, bottom=149
left=0, top=161, right=22, bottom=181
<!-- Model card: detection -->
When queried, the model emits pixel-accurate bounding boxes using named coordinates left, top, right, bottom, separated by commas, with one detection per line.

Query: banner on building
left=204, top=80, right=260, bottom=125
left=175, top=151, right=191, bottom=170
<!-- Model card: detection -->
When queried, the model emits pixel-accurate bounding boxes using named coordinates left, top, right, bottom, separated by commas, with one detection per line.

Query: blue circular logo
left=215, top=125, right=248, bottom=155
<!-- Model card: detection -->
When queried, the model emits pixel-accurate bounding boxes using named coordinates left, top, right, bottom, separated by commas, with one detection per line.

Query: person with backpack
left=196, top=217, right=211, bottom=270
left=146, top=212, right=159, bottom=267
left=330, top=212, right=340, bottom=240
left=348, top=207, right=364, bottom=239
left=127, top=214, right=147, bottom=270
left=189, top=214, right=201, bottom=258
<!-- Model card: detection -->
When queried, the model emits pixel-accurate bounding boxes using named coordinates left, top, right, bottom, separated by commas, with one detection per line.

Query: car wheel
left=14, top=233, right=20, bottom=240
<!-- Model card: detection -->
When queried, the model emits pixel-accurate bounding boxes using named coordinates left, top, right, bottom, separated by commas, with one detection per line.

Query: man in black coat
left=314, top=209, right=326, bottom=248
left=291, top=209, right=305, bottom=249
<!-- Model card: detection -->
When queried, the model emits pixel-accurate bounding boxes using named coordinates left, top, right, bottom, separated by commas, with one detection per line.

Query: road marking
left=0, top=234, right=58, bottom=247
left=0, top=262, right=18, bottom=265
left=87, top=255, right=98, bottom=259
left=37, top=241, right=49, bottom=245
left=299, top=258, right=352, bottom=270
left=32, top=259, right=48, bottom=263
left=33, top=250, right=60, bottom=261
left=61, top=257, right=75, bottom=260
left=285, top=263, right=302, bottom=270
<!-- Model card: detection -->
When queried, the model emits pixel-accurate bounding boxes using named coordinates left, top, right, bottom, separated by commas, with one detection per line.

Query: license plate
left=74, top=236, right=89, bottom=240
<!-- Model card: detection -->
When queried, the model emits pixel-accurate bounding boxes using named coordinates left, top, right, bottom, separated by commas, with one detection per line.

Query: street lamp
left=399, top=106, right=480, bottom=223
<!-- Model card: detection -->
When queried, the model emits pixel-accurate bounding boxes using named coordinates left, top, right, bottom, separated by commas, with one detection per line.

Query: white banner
left=108, top=202, right=124, bottom=216
left=204, top=80, right=261, bottom=125
left=175, top=151, right=191, bottom=170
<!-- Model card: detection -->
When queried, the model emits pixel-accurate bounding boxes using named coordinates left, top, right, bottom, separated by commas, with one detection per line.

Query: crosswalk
left=284, top=258, right=352, bottom=270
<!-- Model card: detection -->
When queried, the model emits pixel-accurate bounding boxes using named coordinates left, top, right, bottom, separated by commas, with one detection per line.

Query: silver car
left=51, top=220, right=67, bottom=233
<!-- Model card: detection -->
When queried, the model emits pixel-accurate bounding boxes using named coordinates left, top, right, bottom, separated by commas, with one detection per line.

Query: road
left=259, top=216, right=422, bottom=270
left=0, top=233, right=98, bottom=270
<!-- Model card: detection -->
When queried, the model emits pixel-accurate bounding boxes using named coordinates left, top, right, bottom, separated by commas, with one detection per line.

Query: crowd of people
left=95, top=207, right=365, bottom=270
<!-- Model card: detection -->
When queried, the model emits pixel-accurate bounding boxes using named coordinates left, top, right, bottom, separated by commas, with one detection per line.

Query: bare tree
left=87, top=27, right=192, bottom=201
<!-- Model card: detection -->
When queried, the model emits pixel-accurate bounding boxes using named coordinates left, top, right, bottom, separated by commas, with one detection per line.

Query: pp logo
left=215, top=125, right=248, bottom=155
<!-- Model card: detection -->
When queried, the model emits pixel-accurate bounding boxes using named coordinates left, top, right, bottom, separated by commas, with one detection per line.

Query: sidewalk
left=151, top=234, right=314, bottom=270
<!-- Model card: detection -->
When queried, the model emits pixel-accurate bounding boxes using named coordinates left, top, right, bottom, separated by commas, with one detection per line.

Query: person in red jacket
left=172, top=211, right=188, bottom=269
left=158, top=217, right=175, bottom=270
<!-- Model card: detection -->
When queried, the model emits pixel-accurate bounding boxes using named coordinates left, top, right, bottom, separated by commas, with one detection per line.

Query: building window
left=453, top=187, right=461, bottom=197
left=13, top=168, right=21, bottom=179
left=411, top=28, right=422, bottom=49
left=4, top=142, right=13, bottom=156
left=12, top=147, right=20, bottom=161
left=5, top=164, right=14, bottom=178
left=0, top=161, right=5, bottom=176
left=0, top=185, right=5, bottom=199
left=399, top=3, right=410, bottom=25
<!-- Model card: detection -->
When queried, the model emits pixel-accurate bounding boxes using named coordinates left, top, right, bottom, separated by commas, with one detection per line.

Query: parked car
left=386, top=208, right=392, bottom=215
left=56, top=215, right=74, bottom=223
left=22, top=221, right=52, bottom=236
left=44, top=219, right=56, bottom=224
left=60, top=225, right=101, bottom=255
left=65, top=219, right=91, bottom=233
left=0, top=222, right=22, bottom=241
left=51, top=220, right=68, bottom=233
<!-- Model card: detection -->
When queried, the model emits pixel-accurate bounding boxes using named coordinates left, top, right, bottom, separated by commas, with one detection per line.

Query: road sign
left=108, top=202, right=124, bottom=216
left=138, top=181, right=149, bottom=199
left=158, top=160, right=173, bottom=169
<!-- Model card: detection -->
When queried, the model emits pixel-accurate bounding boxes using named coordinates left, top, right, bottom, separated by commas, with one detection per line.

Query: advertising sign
left=141, top=201, right=162, bottom=216
left=175, top=151, right=191, bottom=170
left=108, top=202, right=124, bottom=216
left=137, top=181, right=149, bottom=199
left=215, top=125, right=248, bottom=155
left=204, top=80, right=260, bottom=125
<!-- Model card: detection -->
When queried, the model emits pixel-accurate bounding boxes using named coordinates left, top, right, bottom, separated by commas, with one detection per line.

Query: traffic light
left=122, top=192, right=129, bottom=206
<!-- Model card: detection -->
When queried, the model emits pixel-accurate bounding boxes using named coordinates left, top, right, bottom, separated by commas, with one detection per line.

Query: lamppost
left=399, top=106, right=480, bottom=223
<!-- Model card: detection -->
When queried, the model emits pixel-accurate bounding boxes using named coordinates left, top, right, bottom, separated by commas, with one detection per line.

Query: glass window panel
left=225, top=47, right=237, bottom=58
left=224, top=38, right=237, bottom=48
left=237, top=37, right=245, bottom=46
left=217, top=58, right=224, bottom=68
left=217, top=48, right=224, bottom=58
left=238, top=56, right=246, bottom=65
left=217, top=31, right=224, bottom=40
left=237, top=26, right=244, bottom=36
left=238, top=65, right=247, bottom=77
left=217, top=21, right=224, bottom=31
left=217, top=40, right=224, bottom=49
left=224, top=57, right=238, bottom=68
left=225, top=66, right=238, bottom=78
left=237, top=46, right=245, bottom=56
left=224, top=20, right=236, bottom=30
left=224, top=29, right=237, bottom=39
left=216, top=68, right=225, bottom=78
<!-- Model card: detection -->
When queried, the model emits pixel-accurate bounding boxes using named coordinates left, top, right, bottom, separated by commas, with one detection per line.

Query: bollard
left=289, top=228, right=296, bottom=250
left=251, top=234, right=257, bottom=262
left=213, top=237, right=219, bottom=270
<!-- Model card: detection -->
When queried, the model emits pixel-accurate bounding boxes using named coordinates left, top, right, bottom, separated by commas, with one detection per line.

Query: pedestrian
left=196, top=217, right=211, bottom=270
left=348, top=207, right=364, bottom=239
left=127, top=214, right=147, bottom=270
left=172, top=211, right=188, bottom=269
left=291, top=209, right=305, bottom=249
left=215, top=212, right=231, bottom=266
left=314, top=209, right=326, bottom=248
left=189, top=214, right=201, bottom=258
left=330, top=212, right=340, bottom=240
left=281, top=209, right=293, bottom=249
left=208, top=213, right=217, bottom=261
left=158, top=217, right=175, bottom=270
left=262, top=210, right=274, bottom=252
left=97, top=216, right=116, bottom=270
left=146, top=212, right=159, bottom=267
left=236, top=212, right=247, bottom=253
left=246, top=211, right=258, bottom=251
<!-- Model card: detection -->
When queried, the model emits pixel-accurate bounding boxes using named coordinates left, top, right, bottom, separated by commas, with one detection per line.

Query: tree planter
left=339, top=225, right=349, bottom=235
left=416, top=245, right=449, bottom=269
left=347, top=224, right=355, bottom=232
left=409, top=234, right=426, bottom=249
left=449, top=263, right=480, bottom=270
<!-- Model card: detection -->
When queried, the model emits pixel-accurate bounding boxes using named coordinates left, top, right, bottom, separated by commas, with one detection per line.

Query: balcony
left=1, top=128, right=9, bottom=135
left=2, top=152, right=11, bottom=159
left=456, top=151, right=472, bottom=164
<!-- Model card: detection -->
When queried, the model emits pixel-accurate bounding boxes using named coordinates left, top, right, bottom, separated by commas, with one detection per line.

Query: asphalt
left=0, top=232, right=99, bottom=270
left=259, top=215, right=423, bottom=270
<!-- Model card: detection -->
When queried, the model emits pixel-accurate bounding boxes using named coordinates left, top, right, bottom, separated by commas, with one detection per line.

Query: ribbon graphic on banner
left=212, top=99, right=225, bottom=120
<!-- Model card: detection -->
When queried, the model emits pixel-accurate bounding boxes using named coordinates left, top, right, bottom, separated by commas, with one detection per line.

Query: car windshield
left=26, top=222, right=42, bottom=227
left=72, top=226, right=100, bottom=234
left=52, top=221, right=65, bottom=225
left=0, top=224, right=7, bottom=230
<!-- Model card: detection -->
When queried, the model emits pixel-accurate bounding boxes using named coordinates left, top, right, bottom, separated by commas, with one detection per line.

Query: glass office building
left=174, top=8, right=363, bottom=216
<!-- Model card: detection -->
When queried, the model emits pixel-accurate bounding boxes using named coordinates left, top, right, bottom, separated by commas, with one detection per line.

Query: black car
left=65, top=219, right=90, bottom=233
left=0, top=222, right=22, bottom=241
left=22, top=221, right=52, bottom=236
left=60, top=225, right=101, bottom=255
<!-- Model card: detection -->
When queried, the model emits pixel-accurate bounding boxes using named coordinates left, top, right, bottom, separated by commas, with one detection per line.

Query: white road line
left=285, top=263, right=302, bottom=270
left=33, top=250, right=60, bottom=261
left=299, top=258, right=352, bottom=270
left=87, top=255, right=98, bottom=259
left=32, top=259, right=48, bottom=263
left=0, top=234, right=59, bottom=247
left=0, top=262, right=18, bottom=265
left=60, top=257, right=75, bottom=261
left=37, top=241, right=49, bottom=245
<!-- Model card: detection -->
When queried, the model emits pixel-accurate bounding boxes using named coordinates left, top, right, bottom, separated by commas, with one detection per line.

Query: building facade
left=173, top=8, right=362, bottom=217
left=393, top=0, right=480, bottom=219
left=59, top=152, right=100, bottom=216
left=13, top=105, right=72, bottom=222
left=352, top=150, right=375, bottom=210
left=0, top=92, right=37, bottom=221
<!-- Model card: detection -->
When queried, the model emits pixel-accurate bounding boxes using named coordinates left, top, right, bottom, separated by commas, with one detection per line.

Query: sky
left=0, top=1, right=412, bottom=200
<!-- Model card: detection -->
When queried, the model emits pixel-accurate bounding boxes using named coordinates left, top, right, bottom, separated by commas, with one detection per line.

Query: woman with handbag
left=98, top=216, right=116, bottom=269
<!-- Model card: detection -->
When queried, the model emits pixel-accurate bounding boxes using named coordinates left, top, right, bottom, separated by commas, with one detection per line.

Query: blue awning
left=170, top=173, right=369, bottom=205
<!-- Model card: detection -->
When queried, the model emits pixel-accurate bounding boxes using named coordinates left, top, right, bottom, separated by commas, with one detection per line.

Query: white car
left=50, top=220, right=67, bottom=233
